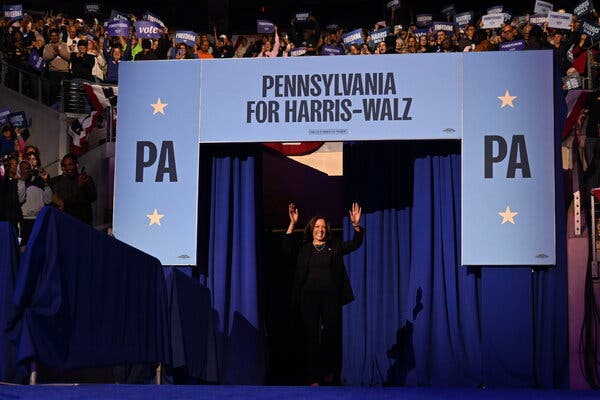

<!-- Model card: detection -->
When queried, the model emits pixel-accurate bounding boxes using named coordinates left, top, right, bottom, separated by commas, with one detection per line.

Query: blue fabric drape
left=0, top=222, right=24, bottom=382
left=342, top=141, right=568, bottom=388
left=9, top=207, right=172, bottom=370
left=201, top=145, right=264, bottom=384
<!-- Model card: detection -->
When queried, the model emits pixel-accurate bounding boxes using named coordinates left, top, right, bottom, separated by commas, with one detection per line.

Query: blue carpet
left=0, top=385, right=597, bottom=400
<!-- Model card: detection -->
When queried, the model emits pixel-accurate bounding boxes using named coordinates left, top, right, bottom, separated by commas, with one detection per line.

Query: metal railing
left=0, top=60, right=60, bottom=107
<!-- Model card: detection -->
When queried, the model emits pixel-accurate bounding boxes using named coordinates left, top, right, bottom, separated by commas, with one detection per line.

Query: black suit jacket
left=283, top=227, right=364, bottom=307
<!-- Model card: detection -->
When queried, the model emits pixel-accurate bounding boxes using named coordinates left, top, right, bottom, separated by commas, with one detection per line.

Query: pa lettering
left=484, top=135, right=531, bottom=179
left=135, top=141, right=178, bottom=182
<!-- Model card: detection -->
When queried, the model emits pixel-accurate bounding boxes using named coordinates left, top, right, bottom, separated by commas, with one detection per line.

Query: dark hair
left=61, top=153, right=78, bottom=164
left=141, top=38, right=152, bottom=49
left=303, top=216, right=332, bottom=242
left=25, top=151, right=41, bottom=168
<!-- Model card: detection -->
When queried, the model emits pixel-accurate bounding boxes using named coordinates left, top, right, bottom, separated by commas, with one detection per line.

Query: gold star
left=498, top=90, right=517, bottom=108
left=146, top=209, right=165, bottom=226
left=150, top=98, right=168, bottom=115
left=498, top=206, right=518, bottom=224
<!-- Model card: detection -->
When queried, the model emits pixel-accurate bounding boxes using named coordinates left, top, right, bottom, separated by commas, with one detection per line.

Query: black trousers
left=300, top=290, right=342, bottom=384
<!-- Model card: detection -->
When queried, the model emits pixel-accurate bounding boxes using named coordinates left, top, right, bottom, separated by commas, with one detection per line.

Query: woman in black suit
left=283, top=202, right=363, bottom=386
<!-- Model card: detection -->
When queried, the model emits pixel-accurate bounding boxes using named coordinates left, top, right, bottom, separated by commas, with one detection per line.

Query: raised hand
left=348, top=202, right=362, bottom=227
left=286, top=202, right=299, bottom=234
left=289, top=202, right=299, bottom=225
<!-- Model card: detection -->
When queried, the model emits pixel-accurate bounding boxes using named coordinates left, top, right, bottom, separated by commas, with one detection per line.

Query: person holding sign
left=257, top=25, right=280, bottom=57
left=283, top=202, right=364, bottom=386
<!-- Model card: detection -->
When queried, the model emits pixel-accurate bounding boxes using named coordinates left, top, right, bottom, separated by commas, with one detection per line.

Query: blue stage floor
left=0, top=385, right=597, bottom=400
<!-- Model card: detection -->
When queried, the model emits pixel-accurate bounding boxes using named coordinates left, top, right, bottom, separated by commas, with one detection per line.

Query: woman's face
left=419, top=36, right=427, bottom=46
left=25, top=153, right=38, bottom=168
left=313, top=218, right=327, bottom=242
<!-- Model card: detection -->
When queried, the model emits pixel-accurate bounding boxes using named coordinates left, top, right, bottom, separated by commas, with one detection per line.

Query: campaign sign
left=257, top=20, right=275, bottom=34
left=174, top=31, right=197, bottom=47
left=321, top=46, right=343, bottom=55
left=0, top=109, right=11, bottom=127
left=534, top=0, right=553, bottom=14
left=295, top=12, right=310, bottom=22
left=562, top=75, right=581, bottom=90
left=462, top=51, right=555, bottom=265
left=136, top=20, right=161, bottom=39
left=455, top=11, right=474, bottom=27
left=290, top=47, right=307, bottom=57
left=529, top=13, right=548, bottom=25
left=110, top=9, right=129, bottom=21
left=114, top=60, right=201, bottom=266
left=369, top=27, right=390, bottom=45
left=487, top=5, right=504, bottom=14
left=143, top=11, right=166, bottom=28
left=200, top=53, right=462, bottom=143
left=441, top=4, right=456, bottom=16
left=3, top=5, right=23, bottom=21
left=499, top=39, right=526, bottom=51
left=387, top=0, right=401, bottom=10
left=547, top=11, right=572, bottom=30
left=84, top=3, right=100, bottom=14
left=342, top=29, right=364, bottom=46
left=413, top=29, right=428, bottom=37
left=326, top=24, right=339, bottom=31
left=416, top=14, right=433, bottom=27
left=27, top=51, right=45, bottom=71
left=106, top=20, right=131, bottom=37
left=581, top=20, right=600, bottom=40
left=574, top=0, right=594, bottom=18
left=8, top=112, right=27, bottom=129
left=482, top=14, right=504, bottom=29
left=432, top=21, right=455, bottom=33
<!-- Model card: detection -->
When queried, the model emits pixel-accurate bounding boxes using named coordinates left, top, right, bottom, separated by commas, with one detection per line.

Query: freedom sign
left=322, top=46, right=343, bottom=55
left=416, top=14, right=433, bottom=27
left=342, top=29, right=364, bottom=46
left=105, top=20, right=131, bottom=37
left=432, top=21, right=455, bottom=33
left=534, top=0, right=553, bottom=14
left=482, top=14, right=504, bottom=29
left=175, top=31, right=197, bottom=47
left=499, top=40, right=526, bottom=51
left=257, top=20, right=275, bottom=34
left=547, top=12, right=572, bottom=30
left=143, top=11, right=166, bottom=28
left=3, top=5, right=23, bottom=21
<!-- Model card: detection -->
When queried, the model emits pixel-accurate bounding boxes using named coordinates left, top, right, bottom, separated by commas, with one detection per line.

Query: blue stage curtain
left=201, top=145, right=265, bottom=384
left=0, top=222, right=26, bottom=383
left=342, top=141, right=568, bottom=388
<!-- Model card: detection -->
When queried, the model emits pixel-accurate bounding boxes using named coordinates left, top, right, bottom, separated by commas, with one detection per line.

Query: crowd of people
left=0, top=6, right=598, bottom=88
left=0, top=136, right=97, bottom=248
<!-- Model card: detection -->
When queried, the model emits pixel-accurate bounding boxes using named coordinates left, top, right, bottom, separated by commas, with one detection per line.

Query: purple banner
left=257, top=19, right=275, bottom=34
left=28, top=51, right=45, bottom=71
left=321, top=45, right=343, bottom=55
left=174, top=31, right=197, bottom=47
left=499, top=39, right=526, bottom=51
left=105, top=19, right=131, bottom=37
left=135, top=20, right=161, bottom=39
